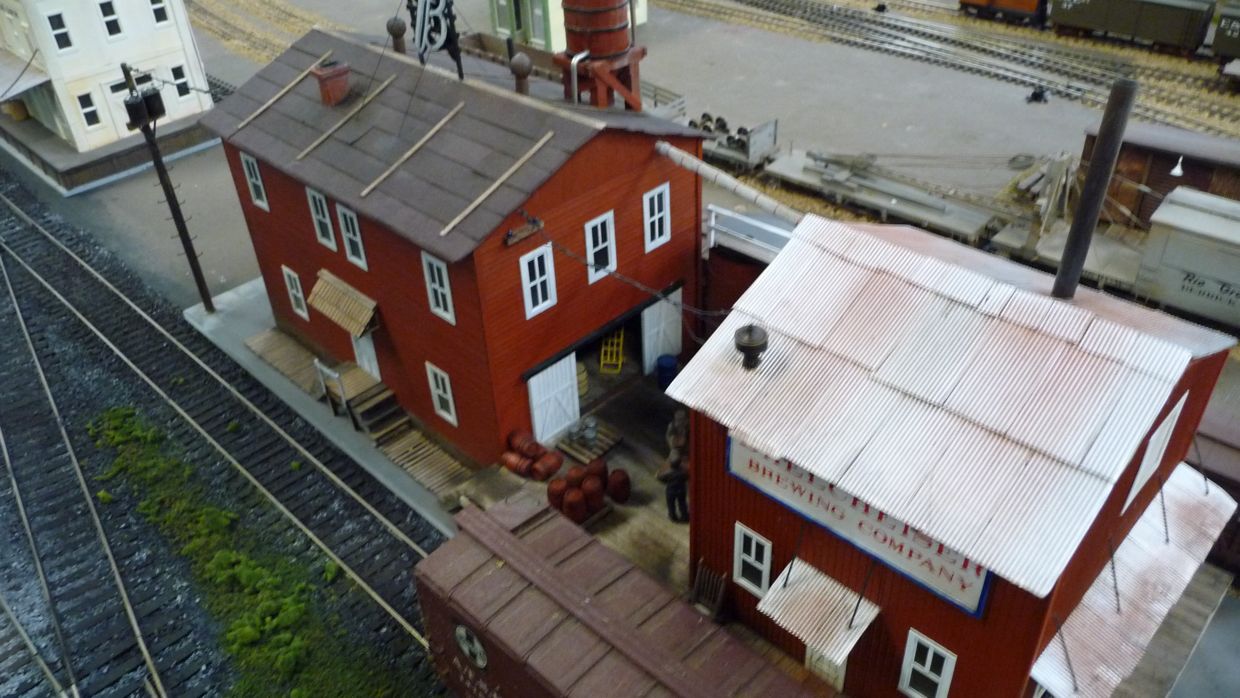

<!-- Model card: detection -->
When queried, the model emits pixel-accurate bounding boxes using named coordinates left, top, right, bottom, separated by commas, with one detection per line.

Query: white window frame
left=529, top=0, right=547, bottom=47
left=899, top=629, right=957, bottom=698
left=643, top=182, right=671, bottom=252
left=150, top=0, right=170, bottom=24
left=733, top=522, right=772, bottom=598
left=425, top=362, right=458, bottom=426
left=422, top=251, right=456, bottom=325
left=519, top=244, right=557, bottom=319
left=305, top=188, right=336, bottom=250
left=337, top=206, right=367, bottom=270
left=170, top=65, right=191, bottom=99
left=46, top=13, right=72, bottom=51
left=77, top=93, right=101, bottom=128
left=494, top=0, right=511, bottom=36
left=583, top=210, right=617, bottom=284
left=98, top=1, right=123, bottom=39
left=239, top=152, right=268, bottom=211
left=281, top=266, right=309, bottom=320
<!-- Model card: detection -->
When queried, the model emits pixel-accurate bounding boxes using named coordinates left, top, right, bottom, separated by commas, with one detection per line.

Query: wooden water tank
left=563, top=0, right=633, bottom=59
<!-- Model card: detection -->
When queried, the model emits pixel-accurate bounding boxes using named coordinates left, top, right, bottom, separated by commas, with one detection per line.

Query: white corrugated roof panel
left=1030, top=464, right=1237, bottom=698
left=757, top=559, right=880, bottom=667
left=666, top=214, right=1233, bottom=599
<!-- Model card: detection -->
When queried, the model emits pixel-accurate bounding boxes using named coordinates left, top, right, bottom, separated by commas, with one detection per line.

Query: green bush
left=89, top=408, right=406, bottom=697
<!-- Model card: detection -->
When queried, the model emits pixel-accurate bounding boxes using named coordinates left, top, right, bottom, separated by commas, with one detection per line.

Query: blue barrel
left=656, top=354, right=678, bottom=389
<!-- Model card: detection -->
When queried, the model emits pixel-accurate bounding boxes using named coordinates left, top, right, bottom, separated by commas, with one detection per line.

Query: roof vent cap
left=734, top=324, right=768, bottom=370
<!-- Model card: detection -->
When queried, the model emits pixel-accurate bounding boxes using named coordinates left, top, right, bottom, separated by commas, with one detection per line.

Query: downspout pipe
left=1052, top=78, right=1136, bottom=299
left=654, top=141, right=803, bottom=226
left=569, top=50, right=590, bottom=104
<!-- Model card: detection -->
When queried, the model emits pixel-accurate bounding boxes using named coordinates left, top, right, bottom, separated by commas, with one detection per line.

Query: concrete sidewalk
left=183, top=278, right=456, bottom=536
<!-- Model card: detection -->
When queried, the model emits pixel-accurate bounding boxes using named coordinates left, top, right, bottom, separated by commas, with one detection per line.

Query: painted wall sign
left=728, top=438, right=989, bottom=613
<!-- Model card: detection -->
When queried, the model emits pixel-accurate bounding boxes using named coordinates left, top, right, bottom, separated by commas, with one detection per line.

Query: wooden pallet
left=380, top=429, right=473, bottom=499
left=556, top=421, right=623, bottom=464
left=245, top=329, right=319, bottom=394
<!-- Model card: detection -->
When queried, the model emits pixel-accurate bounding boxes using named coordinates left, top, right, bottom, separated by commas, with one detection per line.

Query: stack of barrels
left=547, top=457, right=631, bottom=525
left=502, top=430, right=565, bottom=482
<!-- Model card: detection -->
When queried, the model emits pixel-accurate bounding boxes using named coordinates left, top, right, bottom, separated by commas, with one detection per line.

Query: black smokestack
left=1053, top=78, right=1137, bottom=299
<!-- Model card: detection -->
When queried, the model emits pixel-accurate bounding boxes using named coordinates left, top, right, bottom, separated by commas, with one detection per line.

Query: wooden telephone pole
left=121, top=63, right=214, bottom=313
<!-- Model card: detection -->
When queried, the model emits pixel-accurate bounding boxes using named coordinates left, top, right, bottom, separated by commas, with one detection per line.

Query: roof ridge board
left=323, top=27, right=608, bottom=132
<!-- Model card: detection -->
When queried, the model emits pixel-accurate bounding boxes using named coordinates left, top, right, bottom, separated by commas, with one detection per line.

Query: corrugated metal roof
left=757, top=559, right=880, bottom=666
left=0, top=48, right=48, bottom=98
left=1087, top=119, right=1240, bottom=169
left=668, top=215, right=1234, bottom=598
left=307, top=269, right=376, bottom=337
left=1030, top=463, right=1237, bottom=697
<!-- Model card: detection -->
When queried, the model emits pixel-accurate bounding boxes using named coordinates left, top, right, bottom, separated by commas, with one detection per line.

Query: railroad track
left=0, top=590, right=64, bottom=697
left=0, top=245, right=192, bottom=695
left=657, top=0, right=1240, bottom=137
left=0, top=176, right=445, bottom=692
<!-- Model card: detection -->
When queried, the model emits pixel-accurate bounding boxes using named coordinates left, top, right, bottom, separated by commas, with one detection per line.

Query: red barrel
left=563, top=0, right=633, bottom=59
left=562, top=488, right=588, bottom=524
left=582, top=475, right=606, bottom=513
left=585, top=457, right=608, bottom=484
left=566, top=465, right=587, bottom=489
left=535, top=451, right=565, bottom=481
left=547, top=478, right=568, bottom=510
left=508, top=430, right=545, bottom=458
left=501, top=451, right=528, bottom=472
left=606, top=468, right=631, bottom=504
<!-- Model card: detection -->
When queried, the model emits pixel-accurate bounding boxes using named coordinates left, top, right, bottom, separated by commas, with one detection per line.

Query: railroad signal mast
left=120, top=63, right=215, bottom=314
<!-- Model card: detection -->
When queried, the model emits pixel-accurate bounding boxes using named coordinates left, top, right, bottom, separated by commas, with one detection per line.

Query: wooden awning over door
left=307, top=269, right=377, bottom=337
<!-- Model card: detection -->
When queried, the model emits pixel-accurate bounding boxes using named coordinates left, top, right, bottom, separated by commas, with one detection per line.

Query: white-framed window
left=305, top=188, right=336, bottom=250
left=110, top=74, right=152, bottom=95
left=899, top=629, right=957, bottom=698
left=281, top=266, right=309, bottom=320
left=584, top=210, right=616, bottom=284
left=47, top=13, right=72, bottom=50
left=150, top=0, right=170, bottom=24
left=425, top=362, right=458, bottom=426
left=170, top=65, right=191, bottom=98
left=643, top=182, right=671, bottom=252
left=77, top=94, right=100, bottom=127
left=98, top=1, right=122, bottom=37
left=530, top=0, right=546, bottom=47
left=239, top=152, right=268, bottom=211
left=337, top=206, right=367, bottom=270
left=733, top=522, right=772, bottom=597
left=519, top=244, right=557, bottom=319
left=422, top=251, right=455, bottom=325
left=494, top=0, right=511, bottom=35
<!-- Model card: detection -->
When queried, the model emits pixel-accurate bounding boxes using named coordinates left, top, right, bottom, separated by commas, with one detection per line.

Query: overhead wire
left=0, top=49, right=38, bottom=103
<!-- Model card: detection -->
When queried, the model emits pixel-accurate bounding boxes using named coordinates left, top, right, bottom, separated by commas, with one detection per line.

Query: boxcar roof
left=668, top=215, right=1234, bottom=598
left=200, top=29, right=701, bottom=263
left=415, top=497, right=819, bottom=697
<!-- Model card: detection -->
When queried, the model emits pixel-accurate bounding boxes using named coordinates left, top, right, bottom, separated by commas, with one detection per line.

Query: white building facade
left=489, top=0, right=647, bottom=54
left=0, top=0, right=211, bottom=152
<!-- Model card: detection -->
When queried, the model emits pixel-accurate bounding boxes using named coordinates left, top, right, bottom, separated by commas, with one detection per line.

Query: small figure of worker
left=659, top=447, right=689, bottom=523
left=666, top=409, right=688, bottom=454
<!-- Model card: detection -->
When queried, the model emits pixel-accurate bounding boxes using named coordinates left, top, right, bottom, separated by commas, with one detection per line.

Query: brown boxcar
left=414, top=496, right=826, bottom=697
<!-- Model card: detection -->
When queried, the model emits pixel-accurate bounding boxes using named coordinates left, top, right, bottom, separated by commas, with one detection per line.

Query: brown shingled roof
left=201, top=29, right=701, bottom=262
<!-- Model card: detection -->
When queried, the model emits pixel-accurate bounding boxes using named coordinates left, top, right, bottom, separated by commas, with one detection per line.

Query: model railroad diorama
left=0, top=0, right=1238, bottom=697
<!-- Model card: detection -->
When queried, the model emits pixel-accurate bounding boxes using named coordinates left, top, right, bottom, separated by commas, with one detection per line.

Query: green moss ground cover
left=89, top=407, right=407, bottom=697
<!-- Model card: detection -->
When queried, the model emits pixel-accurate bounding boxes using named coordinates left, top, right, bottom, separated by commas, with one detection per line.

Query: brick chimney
left=310, top=60, right=350, bottom=107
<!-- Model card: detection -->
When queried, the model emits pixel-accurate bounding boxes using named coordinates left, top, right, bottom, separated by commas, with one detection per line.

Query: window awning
left=1031, top=463, right=1237, bottom=697
left=307, top=269, right=376, bottom=337
left=757, top=558, right=880, bottom=667
left=0, top=49, right=49, bottom=99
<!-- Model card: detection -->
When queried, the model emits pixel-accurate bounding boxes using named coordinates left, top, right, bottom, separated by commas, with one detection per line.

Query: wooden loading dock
left=414, top=496, right=827, bottom=697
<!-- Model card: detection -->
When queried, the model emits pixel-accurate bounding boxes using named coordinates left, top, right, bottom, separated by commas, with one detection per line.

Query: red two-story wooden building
left=668, top=215, right=1237, bottom=697
left=201, top=29, right=702, bottom=465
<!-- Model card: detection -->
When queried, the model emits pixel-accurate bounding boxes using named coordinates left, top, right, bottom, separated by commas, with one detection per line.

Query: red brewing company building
left=667, top=214, right=1238, bottom=697
left=200, top=29, right=702, bottom=466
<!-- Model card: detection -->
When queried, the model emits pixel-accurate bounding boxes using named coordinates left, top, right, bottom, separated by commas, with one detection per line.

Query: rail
left=0, top=252, right=168, bottom=697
